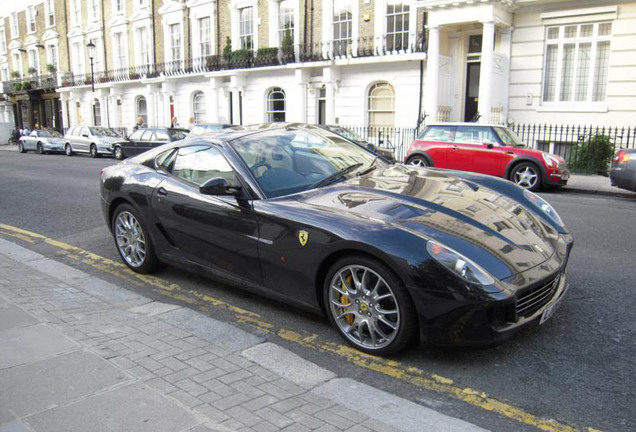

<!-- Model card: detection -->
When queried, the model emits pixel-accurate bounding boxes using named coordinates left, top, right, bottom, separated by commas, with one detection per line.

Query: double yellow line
left=0, top=223, right=599, bottom=432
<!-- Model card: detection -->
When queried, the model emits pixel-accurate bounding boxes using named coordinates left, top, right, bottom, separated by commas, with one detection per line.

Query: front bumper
left=545, top=166, right=570, bottom=186
left=97, top=147, right=115, bottom=155
left=610, top=165, right=636, bottom=191
left=44, top=144, right=64, bottom=152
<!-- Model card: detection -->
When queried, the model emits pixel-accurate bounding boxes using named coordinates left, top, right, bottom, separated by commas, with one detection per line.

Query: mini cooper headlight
left=541, top=152, right=560, bottom=168
left=523, top=189, right=564, bottom=226
left=426, top=240, right=498, bottom=289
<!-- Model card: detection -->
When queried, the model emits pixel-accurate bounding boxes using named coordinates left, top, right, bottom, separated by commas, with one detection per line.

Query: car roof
left=425, top=122, right=508, bottom=128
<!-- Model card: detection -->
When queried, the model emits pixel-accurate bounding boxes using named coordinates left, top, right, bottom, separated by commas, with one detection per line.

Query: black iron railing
left=2, top=74, right=58, bottom=93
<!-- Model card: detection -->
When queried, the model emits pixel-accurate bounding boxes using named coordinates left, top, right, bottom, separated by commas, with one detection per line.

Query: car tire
left=90, top=144, right=100, bottom=158
left=323, top=255, right=418, bottom=355
left=114, top=146, right=124, bottom=160
left=37, top=142, right=46, bottom=155
left=65, top=144, right=73, bottom=156
left=111, top=204, right=159, bottom=274
left=407, top=155, right=430, bottom=167
left=510, top=162, right=542, bottom=191
left=18, top=142, right=25, bottom=153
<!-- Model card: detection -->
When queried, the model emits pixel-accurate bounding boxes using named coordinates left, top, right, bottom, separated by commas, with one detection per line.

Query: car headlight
left=541, top=152, right=560, bottom=168
left=426, top=240, right=498, bottom=290
left=523, top=189, right=564, bottom=226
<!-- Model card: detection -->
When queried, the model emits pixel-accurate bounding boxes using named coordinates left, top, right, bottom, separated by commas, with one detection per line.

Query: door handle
left=157, top=187, right=168, bottom=196
left=450, top=146, right=459, bottom=150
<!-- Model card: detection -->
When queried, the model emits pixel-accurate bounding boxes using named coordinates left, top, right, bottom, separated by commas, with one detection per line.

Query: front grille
left=516, top=275, right=560, bottom=318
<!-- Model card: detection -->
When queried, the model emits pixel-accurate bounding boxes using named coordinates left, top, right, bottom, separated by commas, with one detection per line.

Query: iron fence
left=341, top=126, right=421, bottom=162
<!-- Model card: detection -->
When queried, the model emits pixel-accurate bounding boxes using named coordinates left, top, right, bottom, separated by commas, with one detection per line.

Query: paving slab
left=242, top=342, right=335, bottom=389
left=160, top=307, right=264, bottom=352
left=26, top=382, right=200, bottom=432
left=80, top=276, right=151, bottom=308
left=129, top=301, right=181, bottom=316
left=0, top=304, right=39, bottom=332
left=0, top=239, right=43, bottom=263
left=0, top=324, right=79, bottom=370
left=0, top=350, right=131, bottom=421
left=312, top=378, right=489, bottom=432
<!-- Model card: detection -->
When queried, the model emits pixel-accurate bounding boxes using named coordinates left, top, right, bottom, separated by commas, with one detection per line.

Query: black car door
left=138, top=130, right=155, bottom=154
left=125, top=129, right=144, bottom=156
left=150, top=145, right=262, bottom=286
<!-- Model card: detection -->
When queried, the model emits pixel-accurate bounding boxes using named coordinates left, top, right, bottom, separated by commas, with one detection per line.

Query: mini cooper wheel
left=18, top=142, right=25, bottom=153
left=90, top=144, right=100, bottom=158
left=112, top=204, right=159, bottom=273
left=114, top=146, right=124, bottom=160
left=37, top=142, right=45, bottom=155
left=65, top=144, right=73, bottom=156
left=510, top=162, right=541, bottom=191
left=324, top=256, right=418, bottom=355
left=407, top=155, right=430, bottom=167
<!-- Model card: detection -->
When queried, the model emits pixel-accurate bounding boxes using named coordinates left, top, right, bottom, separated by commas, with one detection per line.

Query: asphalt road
left=1, top=150, right=634, bottom=432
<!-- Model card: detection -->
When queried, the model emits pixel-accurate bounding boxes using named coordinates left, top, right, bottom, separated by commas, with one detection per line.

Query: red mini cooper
left=404, top=123, right=569, bottom=191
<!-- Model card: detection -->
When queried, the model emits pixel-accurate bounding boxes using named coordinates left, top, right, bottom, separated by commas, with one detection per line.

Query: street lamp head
left=86, top=39, right=96, bottom=60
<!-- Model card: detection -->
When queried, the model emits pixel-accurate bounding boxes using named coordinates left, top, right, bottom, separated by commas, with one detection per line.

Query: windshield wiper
left=356, top=156, right=379, bottom=176
left=311, top=163, right=363, bottom=189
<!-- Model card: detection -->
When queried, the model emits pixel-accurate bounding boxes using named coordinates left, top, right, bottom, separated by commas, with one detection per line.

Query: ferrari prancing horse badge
left=298, top=230, right=309, bottom=246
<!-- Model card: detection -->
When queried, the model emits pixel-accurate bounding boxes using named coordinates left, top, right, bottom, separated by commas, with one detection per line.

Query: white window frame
left=71, top=0, right=82, bottom=27
left=113, top=0, right=125, bottom=15
left=10, top=13, right=19, bottom=38
left=89, top=0, right=100, bottom=22
left=170, top=23, right=182, bottom=62
left=27, top=48, right=39, bottom=75
left=231, top=0, right=258, bottom=51
left=385, top=1, right=410, bottom=51
left=367, top=82, right=396, bottom=128
left=198, top=17, right=212, bottom=57
left=266, top=87, right=286, bottom=122
left=113, top=32, right=128, bottom=70
left=46, top=43, right=58, bottom=72
left=541, top=22, right=612, bottom=105
left=135, top=26, right=151, bottom=66
left=239, top=7, right=254, bottom=50
left=27, top=6, right=37, bottom=34
left=192, top=91, right=207, bottom=123
left=93, top=99, right=101, bottom=126
left=1, top=66, right=9, bottom=82
left=12, top=51, right=23, bottom=77
left=45, top=0, right=56, bottom=27
left=0, top=29, right=6, bottom=54
left=72, top=41, right=85, bottom=76
left=136, top=0, right=149, bottom=10
left=278, top=0, right=294, bottom=46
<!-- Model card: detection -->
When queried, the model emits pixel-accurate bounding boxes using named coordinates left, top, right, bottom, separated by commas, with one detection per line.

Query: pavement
left=1, top=142, right=634, bottom=198
left=0, top=238, right=487, bottom=432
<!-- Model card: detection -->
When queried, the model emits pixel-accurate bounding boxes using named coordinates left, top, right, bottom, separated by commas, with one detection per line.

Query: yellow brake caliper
left=340, top=275, right=355, bottom=325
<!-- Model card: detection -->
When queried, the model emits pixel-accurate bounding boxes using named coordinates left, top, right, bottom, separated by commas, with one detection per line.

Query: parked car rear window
left=168, top=129, right=188, bottom=141
left=418, top=126, right=455, bottom=142
left=90, top=127, right=120, bottom=137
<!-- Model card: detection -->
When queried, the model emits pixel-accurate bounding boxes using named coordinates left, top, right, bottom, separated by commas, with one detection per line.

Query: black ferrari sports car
left=100, top=123, right=573, bottom=355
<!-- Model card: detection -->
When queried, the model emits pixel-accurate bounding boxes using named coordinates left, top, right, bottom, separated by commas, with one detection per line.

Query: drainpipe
left=63, top=0, right=71, bottom=73
left=152, top=0, right=157, bottom=65
left=310, top=0, right=315, bottom=48
left=303, top=0, right=308, bottom=50
left=417, top=59, right=423, bottom=130
left=216, top=0, right=221, bottom=55
left=101, top=0, right=107, bottom=71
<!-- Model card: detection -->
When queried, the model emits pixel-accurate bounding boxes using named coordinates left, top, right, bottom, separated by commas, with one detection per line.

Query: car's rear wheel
left=114, top=146, right=124, bottom=160
left=510, top=162, right=541, bottom=191
left=18, top=142, right=25, bottom=153
left=90, top=144, right=100, bottom=158
left=407, top=155, right=430, bottom=167
left=112, top=204, right=159, bottom=274
left=37, top=142, right=45, bottom=155
left=324, top=256, right=418, bottom=355
left=65, top=144, right=73, bottom=156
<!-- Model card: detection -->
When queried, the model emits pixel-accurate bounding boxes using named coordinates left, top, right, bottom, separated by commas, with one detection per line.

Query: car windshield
left=327, top=126, right=366, bottom=144
left=232, top=128, right=382, bottom=198
left=90, top=127, right=120, bottom=137
left=168, top=129, right=188, bottom=141
left=494, top=127, right=526, bottom=147
left=38, top=130, right=63, bottom=138
left=189, top=125, right=223, bottom=136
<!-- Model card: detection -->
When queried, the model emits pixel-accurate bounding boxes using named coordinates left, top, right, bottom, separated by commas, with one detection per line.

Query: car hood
left=99, top=136, right=126, bottom=144
left=46, top=138, right=65, bottom=145
left=291, top=165, right=559, bottom=280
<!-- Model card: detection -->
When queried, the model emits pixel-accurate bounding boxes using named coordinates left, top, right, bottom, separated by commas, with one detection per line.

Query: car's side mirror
left=483, top=140, right=494, bottom=149
left=82, top=134, right=89, bottom=138
left=199, top=177, right=241, bottom=196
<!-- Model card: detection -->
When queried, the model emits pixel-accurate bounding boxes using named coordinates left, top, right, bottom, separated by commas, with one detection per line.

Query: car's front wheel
left=407, top=155, right=430, bottom=167
left=112, top=204, right=159, bottom=273
left=18, top=142, right=25, bottom=153
left=37, top=142, right=45, bottom=155
left=114, top=146, right=124, bottom=160
left=90, top=144, right=100, bottom=158
left=65, top=144, right=73, bottom=156
left=324, top=256, right=418, bottom=355
left=510, top=162, right=541, bottom=191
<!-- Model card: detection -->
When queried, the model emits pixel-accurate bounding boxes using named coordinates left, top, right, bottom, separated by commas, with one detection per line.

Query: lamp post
left=86, top=39, right=95, bottom=92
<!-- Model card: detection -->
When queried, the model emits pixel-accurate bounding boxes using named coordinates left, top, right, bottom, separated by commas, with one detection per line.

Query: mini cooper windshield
left=232, top=128, right=381, bottom=198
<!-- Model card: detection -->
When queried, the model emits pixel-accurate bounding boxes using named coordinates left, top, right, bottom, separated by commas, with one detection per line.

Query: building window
left=114, top=0, right=124, bottom=14
left=333, top=3, right=352, bottom=55
left=28, top=49, right=38, bottom=74
left=27, top=6, right=37, bottom=33
left=136, top=96, right=148, bottom=125
left=71, top=0, right=81, bottom=26
left=72, top=42, right=85, bottom=74
left=367, top=82, right=395, bottom=128
left=90, top=0, right=100, bottom=21
left=193, top=92, right=206, bottom=122
left=279, top=0, right=294, bottom=46
left=386, top=2, right=409, bottom=51
left=138, top=27, right=150, bottom=65
left=1, top=67, right=8, bottom=81
left=45, top=0, right=55, bottom=27
left=543, top=22, right=612, bottom=103
left=12, top=53, right=21, bottom=77
left=114, top=33, right=126, bottom=69
left=11, top=13, right=19, bottom=37
left=239, top=7, right=253, bottom=50
left=266, top=88, right=286, bottom=122
left=170, top=23, right=181, bottom=62
left=0, top=30, right=6, bottom=54
left=93, top=99, right=101, bottom=126
left=47, top=45, right=58, bottom=71
left=199, top=17, right=212, bottom=57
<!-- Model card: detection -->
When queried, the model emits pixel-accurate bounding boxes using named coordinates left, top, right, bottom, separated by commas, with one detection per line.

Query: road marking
left=0, top=223, right=597, bottom=432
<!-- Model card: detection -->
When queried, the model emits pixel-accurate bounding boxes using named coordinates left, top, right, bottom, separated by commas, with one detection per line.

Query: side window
left=172, top=146, right=238, bottom=187
left=155, top=149, right=177, bottom=172
left=80, top=127, right=89, bottom=137
left=128, top=130, right=144, bottom=141
left=156, top=130, right=169, bottom=141
left=419, top=126, right=455, bottom=142
left=454, top=127, right=499, bottom=144
left=141, top=130, right=154, bottom=141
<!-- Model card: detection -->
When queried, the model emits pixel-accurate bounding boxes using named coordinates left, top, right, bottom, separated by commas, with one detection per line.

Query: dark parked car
left=323, top=125, right=396, bottom=163
left=115, top=127, right=188, bottom=160
left=405, top=123, right=570, bottom=191
left=610, top=149, right=636, bottom=192
left=188, top=123, right=235, bottom=137
left=100, top=123, right=573, bottom=355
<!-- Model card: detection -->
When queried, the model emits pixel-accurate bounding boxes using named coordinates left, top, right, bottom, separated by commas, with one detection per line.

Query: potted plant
left=12, top=82, right=22, bottom=91
left=223, top=37, right=232, bottom=62
left=281, top=29, right=294, bottom=63
left=21, top=81, right=32, bottom=90
left=61, top=72, right=73, bottom=87
left=27, top=67, right=38, bottom=76
left=46, top=64, right=57, bottom=74
left=10, top=71, right=20, bottom=79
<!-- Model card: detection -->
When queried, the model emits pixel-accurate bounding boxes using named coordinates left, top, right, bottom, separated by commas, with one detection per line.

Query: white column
left=146, top=85, right=157, bottom=127
left=500, top=26, right=513, bottom=124
left=292, top=69, right=308, bottom=122
left=207, top=78, right=220, bottom=123
left=231, top=89, right=242, bottom=125
left=424, top=26, right=440, bottom=123
left=323, top=66, right=338, bottom=124
left=478, top=21, right=495, bottom=124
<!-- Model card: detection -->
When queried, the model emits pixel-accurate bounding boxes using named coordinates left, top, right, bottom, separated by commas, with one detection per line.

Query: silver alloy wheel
left=114, top=211, right=147, bottom=268
left=114, top=146, right=123, bottom=160
left=65, top=144, right=72, bottom=155
left=18, top=142, right=23, bottom=153
left=329, top=265, right=400, bottom=350
left=408, top=158, right=427, bottom=167
left=514, top=166, right=538, bottom=189
left=37, top=143, right=44, bottom=154
left=90, top=145, right=97, bottom=157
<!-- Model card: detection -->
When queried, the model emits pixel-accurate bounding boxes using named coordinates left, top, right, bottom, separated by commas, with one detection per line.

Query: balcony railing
left=59, top=32, right=426, bottom=87
left=1, top=74, right=58, bottom=94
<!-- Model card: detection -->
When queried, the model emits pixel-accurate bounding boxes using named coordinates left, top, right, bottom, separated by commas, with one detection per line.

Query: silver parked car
left=18, top=130, right=65, bottom=154
left=64, top=126, right=128, bottom=158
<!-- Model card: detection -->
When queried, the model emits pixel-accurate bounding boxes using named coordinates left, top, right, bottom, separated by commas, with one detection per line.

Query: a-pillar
left=206, top=77, right=220, bottom=123
left=478, top=21, right=495, bottom=124
left=424, top=25, right=440, bottom=123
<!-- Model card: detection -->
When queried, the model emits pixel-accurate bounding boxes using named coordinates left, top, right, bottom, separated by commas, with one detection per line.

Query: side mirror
left=199, top=177, right=241, bottom=196
left=483, top=140, right=494, bottom=149
left=82, top=134, right=89, bottom=138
